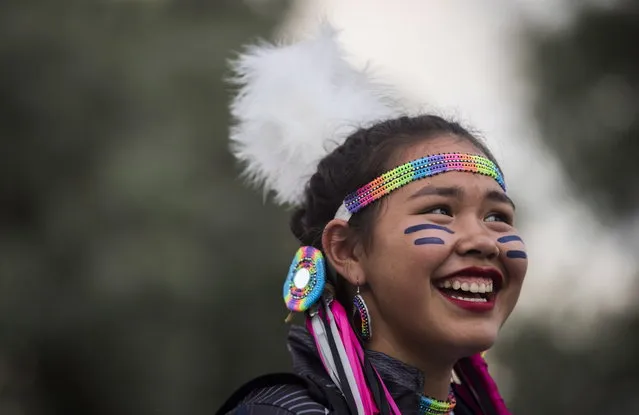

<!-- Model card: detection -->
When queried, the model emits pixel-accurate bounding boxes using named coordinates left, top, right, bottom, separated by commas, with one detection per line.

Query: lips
left=433, top=266, right=504, bottom=312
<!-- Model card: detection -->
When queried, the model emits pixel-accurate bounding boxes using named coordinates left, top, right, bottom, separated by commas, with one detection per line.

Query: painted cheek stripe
left=497, top=235, right=523, bottom=243
left=506, top=250, right=527, bottom=259
left=414, top=237, right=445, bottom=245
left=497, top=235, right=527, bottom=259
left=404, top=224, right=455, bottom=234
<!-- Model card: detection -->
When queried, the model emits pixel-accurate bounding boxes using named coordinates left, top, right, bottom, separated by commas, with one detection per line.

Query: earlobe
left=321, top=219, right=366, bottom=286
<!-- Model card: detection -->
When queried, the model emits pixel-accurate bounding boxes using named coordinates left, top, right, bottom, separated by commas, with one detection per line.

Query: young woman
left=218, top=26, right=527, bottom=415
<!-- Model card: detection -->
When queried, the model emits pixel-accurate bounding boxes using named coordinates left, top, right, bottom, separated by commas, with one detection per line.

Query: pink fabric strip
left=328, top=301, right=378, bottom=415
left=452, top=382, right=481, bottom=414
left=467, top=353, right=511, bottom=415
left=326, top=301, right=377, bottom=414
left=329, top=300, right=402, bottom=415
left=372, top=365, right=402, bottom=415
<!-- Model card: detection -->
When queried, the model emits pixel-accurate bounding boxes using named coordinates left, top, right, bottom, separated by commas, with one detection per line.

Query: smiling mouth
left=435, top=278, right=495, bottom=303
left=433, top=267, right=503, bottom=310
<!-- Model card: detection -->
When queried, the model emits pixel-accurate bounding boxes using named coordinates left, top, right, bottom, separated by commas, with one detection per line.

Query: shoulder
left=217, top=373, right=333, bottom=415
left=225, top=383, right=328, bottom=415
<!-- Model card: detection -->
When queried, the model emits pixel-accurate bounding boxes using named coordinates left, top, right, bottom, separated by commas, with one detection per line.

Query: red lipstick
left=434, top=266, right=504, bottom=312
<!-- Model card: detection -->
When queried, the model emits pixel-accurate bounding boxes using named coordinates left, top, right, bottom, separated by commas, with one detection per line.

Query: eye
left=419, top=206, right=453, bottom=216
left=484, top=212, right=513, bottom=225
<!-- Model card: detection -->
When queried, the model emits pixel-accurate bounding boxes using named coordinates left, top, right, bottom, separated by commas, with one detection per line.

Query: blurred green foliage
left=0, top=1, right=637, bottom=414
left=502, top=1, right=639, bottom=413
left=530, top=2, right=639, bottom=219
left=0, top=1, right=296, bottom=414
left=500, top=314, right=639, bottom=414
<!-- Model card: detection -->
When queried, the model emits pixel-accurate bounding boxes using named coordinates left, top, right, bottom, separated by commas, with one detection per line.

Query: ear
left=322, top=218, right=367, bottom=287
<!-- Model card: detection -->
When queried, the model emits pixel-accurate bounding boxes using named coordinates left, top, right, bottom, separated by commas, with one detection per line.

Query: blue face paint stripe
left=506, top=250, right=527, bottom=259
left=498, top=235, right=523, bottom=243
left=414, top=237, right=445, bottom=245
left=404, top=224, right=455, bottom=234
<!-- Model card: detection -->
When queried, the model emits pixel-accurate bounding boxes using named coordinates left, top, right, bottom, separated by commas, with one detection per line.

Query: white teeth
left=451, top=296, right=488, bottom=303
left=436, top=279, right=496, bottom=293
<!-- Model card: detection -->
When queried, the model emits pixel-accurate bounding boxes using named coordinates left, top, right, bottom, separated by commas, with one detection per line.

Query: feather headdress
left=228, top=24, right=400, bottom=206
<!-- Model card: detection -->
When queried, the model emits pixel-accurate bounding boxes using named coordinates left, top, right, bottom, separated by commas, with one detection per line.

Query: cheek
left=497, top=234, right=528, bottom=286
left=368, top=214, right=456, bottom=283
left=409, top=233, right=453, bottom=275
left=368, top=228, right=449, bottom=295
left=383, top=241, right=451, bottom=305
left=505, top=259, right=528, bottom=294
left=501, top=250, right=528, bottom=288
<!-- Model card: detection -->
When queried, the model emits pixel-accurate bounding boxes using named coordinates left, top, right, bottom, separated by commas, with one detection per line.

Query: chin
left=449, top=323, right=500, bottom=356
left=455, top=326, right=499, bottom=356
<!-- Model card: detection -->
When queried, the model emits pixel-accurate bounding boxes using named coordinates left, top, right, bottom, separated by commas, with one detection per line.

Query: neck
left=419, top=360, right=454, bottom=400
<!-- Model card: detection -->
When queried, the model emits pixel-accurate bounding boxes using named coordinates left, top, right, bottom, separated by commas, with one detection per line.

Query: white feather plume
left=228, top=24, right=401, bottom=206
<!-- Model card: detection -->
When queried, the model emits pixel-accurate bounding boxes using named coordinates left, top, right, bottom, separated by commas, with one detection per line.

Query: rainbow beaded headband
left=334, top=153, right=506, bottom=221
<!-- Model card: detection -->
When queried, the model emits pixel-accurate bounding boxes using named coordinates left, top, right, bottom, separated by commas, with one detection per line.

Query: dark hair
left=290, top=114, right=502, bottom=250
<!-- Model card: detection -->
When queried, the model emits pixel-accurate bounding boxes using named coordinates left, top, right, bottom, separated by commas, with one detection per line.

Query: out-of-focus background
left=1, top=0, right=637, bottom=414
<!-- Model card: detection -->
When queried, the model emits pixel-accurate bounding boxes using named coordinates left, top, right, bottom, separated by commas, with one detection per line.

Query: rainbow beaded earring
left=353, top=285, right=371, bottom=341
left=283, top=246, right=326, bottom=313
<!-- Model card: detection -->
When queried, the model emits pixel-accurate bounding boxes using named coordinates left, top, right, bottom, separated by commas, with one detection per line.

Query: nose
left=454, top=224, right=500, bottom=260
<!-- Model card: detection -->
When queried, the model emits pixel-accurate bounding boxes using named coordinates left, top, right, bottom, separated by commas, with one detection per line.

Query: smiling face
left=339, top=135, right=527, bottom=367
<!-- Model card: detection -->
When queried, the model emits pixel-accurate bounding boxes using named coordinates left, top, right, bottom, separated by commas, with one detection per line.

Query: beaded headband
left=334, top=153, right=506, bottom=221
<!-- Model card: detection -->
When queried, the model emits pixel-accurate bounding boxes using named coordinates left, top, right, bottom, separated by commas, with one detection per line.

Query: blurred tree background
left=0, top=1, right=636, bottom=415
left=499, top=2, right=639, bottom=414
left=0, top=1, right=295, bottom=414
left=529, top=1, right=639, bottom=219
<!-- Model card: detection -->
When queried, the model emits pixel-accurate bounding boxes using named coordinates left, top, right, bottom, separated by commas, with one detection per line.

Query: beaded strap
left=334, top=153, right=505, bottom=221
left=419, top=391, right=457, bottom=415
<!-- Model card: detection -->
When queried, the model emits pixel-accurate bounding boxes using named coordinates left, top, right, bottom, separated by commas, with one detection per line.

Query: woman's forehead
left=394, top=135, right=485, bottom=165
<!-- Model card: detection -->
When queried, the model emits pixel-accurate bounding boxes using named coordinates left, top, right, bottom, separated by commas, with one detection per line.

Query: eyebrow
left=485, top=190, right=516, bottom=210
left=409, top=185, right=516, bottom=210
left=409, top=185, right=463, bottom=199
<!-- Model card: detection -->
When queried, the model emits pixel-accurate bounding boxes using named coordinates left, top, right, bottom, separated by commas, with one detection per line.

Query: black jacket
left=220, top=325, right=485, bottom=414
